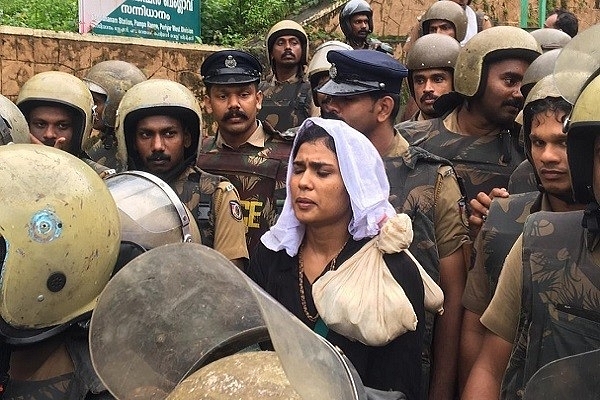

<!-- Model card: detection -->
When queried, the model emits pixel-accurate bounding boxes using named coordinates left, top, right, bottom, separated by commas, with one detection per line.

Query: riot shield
left=90, top=243, right=371, bottom=399
left=89, top=243, right=267, bottom=399
left=554, top=24, right=600, bottom=104
left=523, top=348, right=600, bottom=399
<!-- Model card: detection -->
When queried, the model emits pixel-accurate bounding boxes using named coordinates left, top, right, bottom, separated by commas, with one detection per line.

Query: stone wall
left=0, top=25, right=218, bottom=101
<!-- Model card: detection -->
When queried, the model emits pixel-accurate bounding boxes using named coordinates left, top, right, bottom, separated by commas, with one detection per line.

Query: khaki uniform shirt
left=384, top=133, right=470, bottom=258
left=210, top=180, right=249, bottom=262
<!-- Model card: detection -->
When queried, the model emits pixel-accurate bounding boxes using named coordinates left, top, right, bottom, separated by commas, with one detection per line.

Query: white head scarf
left=261, top=117, right=396, bottom=256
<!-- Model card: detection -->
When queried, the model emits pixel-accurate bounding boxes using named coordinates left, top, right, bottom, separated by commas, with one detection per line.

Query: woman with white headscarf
left=248, top=117, right=425, bottom=399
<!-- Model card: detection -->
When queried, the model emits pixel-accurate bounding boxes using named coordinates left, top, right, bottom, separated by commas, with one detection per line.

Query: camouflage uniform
left=501, top=210, right=600, bottom=399
left=398, top=109, right=525, bottom=202
left=508, top=160, right=538, bottom=194
left=197, top=122, right=292, bottom=254
left=258, top=75, right=311, bottom=132
left=463, top=191, right=543, bottom=316
left=172, top=166, right=248, bottom=262
left=384, top=132, right=470, bottom=397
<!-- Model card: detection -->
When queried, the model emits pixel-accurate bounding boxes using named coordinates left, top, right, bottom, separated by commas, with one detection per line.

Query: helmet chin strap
left=582, top=201, right=600, bottom=251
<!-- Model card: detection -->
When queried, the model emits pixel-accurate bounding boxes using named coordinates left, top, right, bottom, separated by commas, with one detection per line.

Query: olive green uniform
left=197, top=121, right=292, bottom=254
left=258, top=74, right=311, bottom=132
left=398, top=107, right=525, bottom=202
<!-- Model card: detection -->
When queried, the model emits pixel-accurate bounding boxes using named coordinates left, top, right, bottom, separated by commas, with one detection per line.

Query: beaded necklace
left=297, top=238, right=349, bottom=322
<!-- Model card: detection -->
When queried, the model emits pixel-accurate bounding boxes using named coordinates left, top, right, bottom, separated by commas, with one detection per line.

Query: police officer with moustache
left=401, top=34, right=461, bottom=122
left=399, top=27, right=541, bottom=232
left=339, top=0, right=393, bottom=53
left=82, top=60, right=147, bottom=173
left=460, top=76, right=586, bottom=396
left=197, top=50, right=293, bottom=254
left=116, top=79, right=249, bottom=269
left=318, top=49, right=471, bottom=400
left=400, top=2, right=466, bottom=122
left=257, top=20, right=312, bottom=132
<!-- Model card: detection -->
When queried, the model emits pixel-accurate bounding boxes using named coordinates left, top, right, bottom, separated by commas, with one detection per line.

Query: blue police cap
left=201, top=50, right=262, bottom=85
left=318, top=49, right=408, bottom=96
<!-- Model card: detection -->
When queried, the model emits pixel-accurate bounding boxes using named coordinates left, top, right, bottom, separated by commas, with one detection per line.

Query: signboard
left=79, top=0, right=200, bottom=44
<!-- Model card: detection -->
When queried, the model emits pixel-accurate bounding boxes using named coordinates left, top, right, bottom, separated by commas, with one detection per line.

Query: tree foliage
left=0, top=0, right=79, bottom=32
left=200, top=0, right=318, bottom=45
left=0, top=0, right=319, bottom=45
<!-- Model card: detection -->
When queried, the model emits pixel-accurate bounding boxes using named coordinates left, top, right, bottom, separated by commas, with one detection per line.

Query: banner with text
left=79, top=0, right=200, bottom=44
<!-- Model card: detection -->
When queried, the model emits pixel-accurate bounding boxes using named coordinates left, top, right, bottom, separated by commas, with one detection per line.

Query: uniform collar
left=382, top=130, right=410, bottom=157
left=215, top=121, right=267, bottom=149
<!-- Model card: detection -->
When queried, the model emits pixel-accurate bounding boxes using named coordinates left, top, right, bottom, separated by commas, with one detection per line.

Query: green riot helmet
left=307, top=40, right=353, bottom=106
left=83, top=60, right=147, bottom=129
left=566, top=74, right=600, bottom=204
left=16, top=71, right=94, bottom=155
left=521, top=48, right=561, bottom=99
left=0, top=94, right=30, bottom=145
left=453, top=26, right=541, bottom=97
left=0, top=144, right=120, bottom=344
left=530, top=28, right=571, bottom=53
left=115, top=79, right=203, bottom=172
left=553, top=24, right=600, bottom=105
left=405, top=33, right=460, bottom=97
left=421, top=1, right=468, bottom=42
left=266, top=20, right=309, bottom=68
left=339, top=0, right=374, bottom=40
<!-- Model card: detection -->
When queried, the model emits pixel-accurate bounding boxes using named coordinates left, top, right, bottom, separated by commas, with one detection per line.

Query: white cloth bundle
left=313, top=214, right=444, bottom=346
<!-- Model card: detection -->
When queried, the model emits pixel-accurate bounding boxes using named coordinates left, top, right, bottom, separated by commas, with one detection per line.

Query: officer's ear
left=256, top=89, right=263, bottom=111
left=204, top=94, right=213, bottom=114
left=376, top=95, right=394, bottom=123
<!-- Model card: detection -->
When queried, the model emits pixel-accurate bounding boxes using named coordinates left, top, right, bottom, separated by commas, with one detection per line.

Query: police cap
left=201, top=50, right=262, bottom=85
left=318, top=50, right=408, bottom=96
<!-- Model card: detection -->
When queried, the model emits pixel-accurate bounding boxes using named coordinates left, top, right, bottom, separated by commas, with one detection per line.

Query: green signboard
left=81, top=0, right=200, bottom=44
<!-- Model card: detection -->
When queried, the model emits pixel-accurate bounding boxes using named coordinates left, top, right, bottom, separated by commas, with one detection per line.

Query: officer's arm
left=429, top=168, right=470, bottom=400
left=461, top=329, right=512, bottom=399
left=429, top=249, right=466, bottom=400
left=459, top=230, right=492, bottom=391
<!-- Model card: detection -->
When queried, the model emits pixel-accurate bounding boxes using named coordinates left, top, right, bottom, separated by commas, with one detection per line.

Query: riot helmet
left=115, top=79, right=202, bottom=172
left=266, top=20, right=309, bottom=67
left=0, top=144, right=120, bottom=345
left=0, top=94, right=30, bottom=145
left=339, top=0, right=374, bottom=40
left=530, top=28, right=571, bottom=52
left=16, top=71, right=94, bottom=155
left=83, top=60, right=147, bottom=129
left=453, top=26, right=541, bottom=97
left=307, top=40, right=353, bottom=106
left=565, top=74, right=600, bottom=204
left=405, top=33, right=461, bottom=97
left=521, top=48, right=561, bottom=99
left=421, top=1, right=468, bottom=42
left=105, top=170, right=201, bottom=250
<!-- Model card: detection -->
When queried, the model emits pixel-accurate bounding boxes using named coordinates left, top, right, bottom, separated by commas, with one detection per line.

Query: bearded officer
left=116, top=79, right=249, bottom=269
